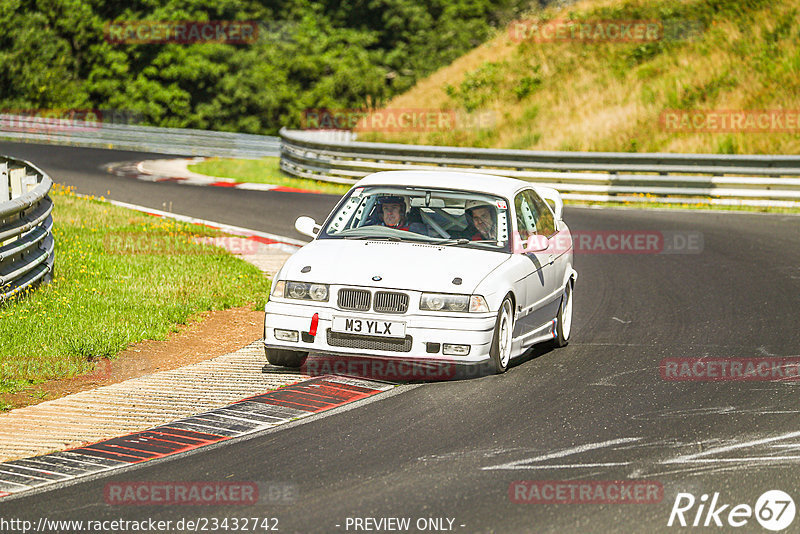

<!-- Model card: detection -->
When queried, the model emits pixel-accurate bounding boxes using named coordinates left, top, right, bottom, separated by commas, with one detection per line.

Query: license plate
left=331, top=316, right=406, bottom=338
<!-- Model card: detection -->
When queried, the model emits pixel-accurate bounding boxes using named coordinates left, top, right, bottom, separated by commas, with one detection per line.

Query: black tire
left=490, top=296, right=514, bottom=374
left=552, top=282, right=573, bottom=348
left=265, top=348, right=308, bottom=368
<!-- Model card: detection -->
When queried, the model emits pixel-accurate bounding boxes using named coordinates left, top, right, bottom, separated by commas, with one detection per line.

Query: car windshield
left=319, top=185, right=511, bottom=251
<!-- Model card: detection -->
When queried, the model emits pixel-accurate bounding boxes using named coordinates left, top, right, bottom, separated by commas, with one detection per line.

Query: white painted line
left=167, top=421, right=231, bottom=434
left=490, top=462, right=632, bottom=470
left=0, top=479, right=30, bottom=490
left=52, top=452, right=127, bottom=468
left=235, top=183, right=280, bottom=191
left=107, top=199, right=308, bottom=248
left=119, top=159, right=328, bottom=193
left=326, top=376, right=395, bottom=390
left=562, top=193, right=800, bottom=207
left=0, top=463, right=66, bottom=478
left=571, top=202, right=800, bottom=217
left=192, top=411, right=270, bottom=427
left=674, top=457, right=800, bottom=463
left=0, top=468, right=51, bottom=482
left=662, top=430, right=800, bottom=464
left=482, top=437, right=641, bottom=470
left=212, top=410, right=286, bottom=426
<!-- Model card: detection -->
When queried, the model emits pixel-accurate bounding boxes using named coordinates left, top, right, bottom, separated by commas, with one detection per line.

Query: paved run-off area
left=0, top=342, right=309, bottom=462
left=0, top=232, right=300, bottom=463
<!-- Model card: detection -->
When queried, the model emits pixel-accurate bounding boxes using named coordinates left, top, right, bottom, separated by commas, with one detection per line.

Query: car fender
left=473, top=257, right=522, bottom=314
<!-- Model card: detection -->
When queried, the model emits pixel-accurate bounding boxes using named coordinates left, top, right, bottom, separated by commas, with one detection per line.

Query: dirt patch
left=1, top=306, right=264, bottom=410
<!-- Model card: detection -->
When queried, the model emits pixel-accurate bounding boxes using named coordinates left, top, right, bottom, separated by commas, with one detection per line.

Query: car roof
left=353, top=171, right=532, bottom=199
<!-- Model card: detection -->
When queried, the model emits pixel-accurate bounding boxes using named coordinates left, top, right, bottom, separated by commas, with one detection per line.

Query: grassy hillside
left=358, top=0, right=800, bottom=154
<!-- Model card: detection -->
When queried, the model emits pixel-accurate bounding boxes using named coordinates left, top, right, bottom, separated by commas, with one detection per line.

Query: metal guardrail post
left=0, top=156, right=55, bottom=302
left=0, top=163, right=8, bottom=202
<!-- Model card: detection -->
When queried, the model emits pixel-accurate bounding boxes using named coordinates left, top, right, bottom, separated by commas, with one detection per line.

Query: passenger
left=464, top=200, right=497, bottom=241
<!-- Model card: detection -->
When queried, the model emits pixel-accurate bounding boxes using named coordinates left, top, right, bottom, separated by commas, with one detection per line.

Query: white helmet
left=464, top=199, right=493, bottom=212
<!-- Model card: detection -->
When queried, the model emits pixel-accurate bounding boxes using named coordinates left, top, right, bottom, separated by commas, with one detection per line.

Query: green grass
left=0, top=185, right=271, bottom=399
left=189, top=157, right=352, bottom=195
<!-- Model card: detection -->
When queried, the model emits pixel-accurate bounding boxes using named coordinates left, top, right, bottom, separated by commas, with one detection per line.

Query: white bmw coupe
left=263, top=171, right=576, bottom=374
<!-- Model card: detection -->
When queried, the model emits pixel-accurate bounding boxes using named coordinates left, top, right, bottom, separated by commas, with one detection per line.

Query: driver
left=464, top=199, right=497, bottom=241
left=375, top=195, right=427, bottom=234
left=378, top=196, right=410, bottom=230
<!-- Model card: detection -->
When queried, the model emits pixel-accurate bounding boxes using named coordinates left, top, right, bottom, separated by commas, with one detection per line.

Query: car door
left=511, top=189, right=561, bottom=343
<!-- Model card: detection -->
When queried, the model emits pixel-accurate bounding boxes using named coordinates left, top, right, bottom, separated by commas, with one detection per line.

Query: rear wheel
left=552, top=282, right=573, bottom=348
left=490, top=297, right=514, bottom=373
left=265, top=348, right=308, bottom=368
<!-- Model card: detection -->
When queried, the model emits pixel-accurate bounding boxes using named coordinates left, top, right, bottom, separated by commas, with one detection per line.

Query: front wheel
left=490, top=296, right=514, bottom=373
left=552, top=282, right=573, bottom=348
left=265, top=347, right=308, bottom=368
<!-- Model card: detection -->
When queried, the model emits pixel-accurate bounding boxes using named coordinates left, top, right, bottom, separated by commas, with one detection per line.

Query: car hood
left=279, top=239, right=509, bottom=293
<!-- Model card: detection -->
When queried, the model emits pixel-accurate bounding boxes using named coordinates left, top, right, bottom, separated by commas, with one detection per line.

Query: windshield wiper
left=345, top=235, right=402, bottom=241
left=432, top=238, right=470, bottom=245
left=432, top=238, right=497, bottom=246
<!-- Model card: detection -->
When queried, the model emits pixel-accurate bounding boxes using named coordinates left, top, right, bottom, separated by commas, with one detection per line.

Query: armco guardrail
left=0, top=157, right=54, bottom=302
left=0, top=114, right=280, bottom=159
left=280, top=128, right=800, bottom=207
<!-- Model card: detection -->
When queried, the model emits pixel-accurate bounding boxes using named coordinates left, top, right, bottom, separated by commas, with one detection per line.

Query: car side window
left=524, top=189, right=556, bottom=237
left=514, top=192, right=536, bottom=241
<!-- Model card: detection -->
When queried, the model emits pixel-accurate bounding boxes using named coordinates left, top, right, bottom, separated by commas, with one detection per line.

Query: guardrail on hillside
left=0, top=114, right=280, bottom=159
left=0, top=157, right=55, bottom=302
left=279, top=128, right=800, bottom=207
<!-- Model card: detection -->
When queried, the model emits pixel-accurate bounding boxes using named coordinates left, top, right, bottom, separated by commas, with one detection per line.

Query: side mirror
left=513, top=232, right=549, bottom=253
left=295, top=216, right=320, bottom=238
left=525, top=234, right=549, bottom=252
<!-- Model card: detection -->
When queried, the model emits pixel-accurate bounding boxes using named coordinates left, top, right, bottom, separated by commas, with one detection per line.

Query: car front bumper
left=264, top=299, right=497, bottom=364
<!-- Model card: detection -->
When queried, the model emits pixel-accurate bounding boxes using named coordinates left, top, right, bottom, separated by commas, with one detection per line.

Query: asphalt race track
left=2, top=141, right=800, bottom=533
left=0, top=141, right=337, bottom=241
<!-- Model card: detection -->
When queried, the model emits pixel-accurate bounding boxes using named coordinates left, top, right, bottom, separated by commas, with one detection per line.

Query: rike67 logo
left=668, top=490, right=796, bottom=531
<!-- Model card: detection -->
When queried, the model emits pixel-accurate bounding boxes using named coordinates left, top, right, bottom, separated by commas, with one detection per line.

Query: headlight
left=309, top=284, right=328, bottom=301
left=420, top=293, right=474, bottom=312
left=288, top=282, right=308, bottom=299
left=278, top=281, right=329, bottom=302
